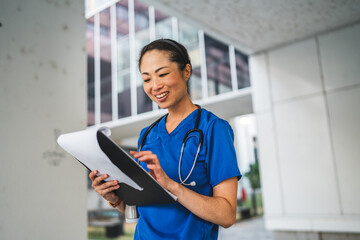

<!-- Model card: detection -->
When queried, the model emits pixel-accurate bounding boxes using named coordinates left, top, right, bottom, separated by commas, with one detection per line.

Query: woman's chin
left=157, top=103, right=169, bottom=109
left=156, top=101, right=172, bottom=109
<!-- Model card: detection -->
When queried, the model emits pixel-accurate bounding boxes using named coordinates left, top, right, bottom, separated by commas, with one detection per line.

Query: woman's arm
left=171, top=176, right=238, bottom=228
left=130, top=151, right=238, bottom=228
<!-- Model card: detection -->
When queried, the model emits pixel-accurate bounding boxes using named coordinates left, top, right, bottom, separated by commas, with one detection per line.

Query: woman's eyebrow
left=142, top=66, right=169, bottom=75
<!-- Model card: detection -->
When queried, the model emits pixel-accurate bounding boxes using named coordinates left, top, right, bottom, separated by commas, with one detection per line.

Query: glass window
left=134, top=0, right=152, bottom=114
left=118, top=70, right=132, bottom=118
left=117, top=0, right=131, bottom=118
left=87, top=1, right=248, bottom=123
left=155, top=10, right=172, bottom=39
left=204, top=34, right=232, bottom=97
left=86, top=17, right=95, bottom=126
left=134, top=0, right=149, bottom=32
left=179, top=20, right=198, bottom=46
left=179, top=20, right=202, bottom=100
left=100, top=8, right=112, bottom=123
left=235, top=50, right=250, bottom=89
left=188, top=48, right=202, bottom=100
left=86, top=0, right=113, bottom=15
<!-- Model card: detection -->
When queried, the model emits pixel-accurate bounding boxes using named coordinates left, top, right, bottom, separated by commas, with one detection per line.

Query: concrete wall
left=250, top=22, right=360, bottom=234
left=0, top=0, right=87, bottom=239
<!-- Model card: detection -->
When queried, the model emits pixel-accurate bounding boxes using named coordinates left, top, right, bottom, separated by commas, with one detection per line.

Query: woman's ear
left=184, top=64, right=191, bottom=81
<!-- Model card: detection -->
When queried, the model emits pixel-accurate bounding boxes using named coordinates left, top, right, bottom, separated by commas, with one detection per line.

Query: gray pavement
left=219, top=217, right=274, bottom=240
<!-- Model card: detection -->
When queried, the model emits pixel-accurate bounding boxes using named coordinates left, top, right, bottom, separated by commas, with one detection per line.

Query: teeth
left=156, top=92, right=168, bottom=98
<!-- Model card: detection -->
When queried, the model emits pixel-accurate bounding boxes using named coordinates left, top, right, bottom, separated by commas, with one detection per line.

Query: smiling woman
left=140, top=50, right=191, bottom=113
left=139, top=40, right=192, bottom=101
left=88, top=39, right=242, bottom=240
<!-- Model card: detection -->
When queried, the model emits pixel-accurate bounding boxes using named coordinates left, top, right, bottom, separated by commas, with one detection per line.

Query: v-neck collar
left=158, top=108, right=199, bottom=137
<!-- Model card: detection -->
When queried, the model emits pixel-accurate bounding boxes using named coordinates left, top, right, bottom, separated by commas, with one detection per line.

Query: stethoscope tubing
left=139, top=105, right=203, bottom=186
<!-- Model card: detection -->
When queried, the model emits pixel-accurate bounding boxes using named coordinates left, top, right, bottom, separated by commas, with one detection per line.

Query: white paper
left=57, top=127, right=143, bottom=191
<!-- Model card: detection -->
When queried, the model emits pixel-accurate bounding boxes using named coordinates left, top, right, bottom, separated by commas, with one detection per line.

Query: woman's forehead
left=140, top=50, right=173, bottom=71
left=142, top=50, right=170, bottom=61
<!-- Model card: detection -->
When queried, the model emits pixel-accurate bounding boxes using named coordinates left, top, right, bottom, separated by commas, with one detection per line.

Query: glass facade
left=235, top=50, right=250, bottom=89
left=155, top=10, right=172, bottom=39
left=86, top=0, right=250, bottom=126
left=179, top=20, right=202, bottom=100
left=116, top=0, right=131, bottom=119
left=134, top=0, right=152, bottom=114
left=86, top=17, right=95, bottom=126
left=205, top=34, right=232, bottom=97
left=99, top=8, right=112, bottom=123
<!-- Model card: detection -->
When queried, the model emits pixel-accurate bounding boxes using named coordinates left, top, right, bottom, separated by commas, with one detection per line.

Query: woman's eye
left=159, top=73, right=169, bottom=77
left=143, top=79, right=150, bottom=83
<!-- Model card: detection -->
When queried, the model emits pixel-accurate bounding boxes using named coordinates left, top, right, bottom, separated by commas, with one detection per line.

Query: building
left=1, top=0, right=360, bottom=239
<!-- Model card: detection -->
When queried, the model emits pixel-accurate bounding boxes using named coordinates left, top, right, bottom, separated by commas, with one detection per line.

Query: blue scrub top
left=134, top=108, right=241, bottom=240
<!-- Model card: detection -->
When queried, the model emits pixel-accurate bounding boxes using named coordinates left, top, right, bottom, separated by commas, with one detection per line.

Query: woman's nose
left=153, top=77, right=163, bottom=90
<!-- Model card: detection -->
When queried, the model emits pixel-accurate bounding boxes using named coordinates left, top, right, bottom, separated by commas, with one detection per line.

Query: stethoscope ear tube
left=182, top=128, right=204, bottom=146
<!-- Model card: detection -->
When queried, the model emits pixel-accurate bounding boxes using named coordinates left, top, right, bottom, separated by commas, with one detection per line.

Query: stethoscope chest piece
left=125, top=205, right=139, bottom=223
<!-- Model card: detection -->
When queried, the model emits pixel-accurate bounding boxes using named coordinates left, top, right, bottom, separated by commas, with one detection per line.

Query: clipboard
left=57, top=127, right=177, bottom=206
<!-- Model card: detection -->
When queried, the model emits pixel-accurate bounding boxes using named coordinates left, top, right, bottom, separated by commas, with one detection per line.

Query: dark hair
left=138, top=39, right=192, bottom=77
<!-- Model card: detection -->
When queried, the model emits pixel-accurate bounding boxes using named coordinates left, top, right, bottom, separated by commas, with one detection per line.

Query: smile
left=155, top=92, right=169, bottom=99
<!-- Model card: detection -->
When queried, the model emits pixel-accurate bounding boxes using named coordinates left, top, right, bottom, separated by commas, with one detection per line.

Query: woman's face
left=140, top=50, right=191, bottom=109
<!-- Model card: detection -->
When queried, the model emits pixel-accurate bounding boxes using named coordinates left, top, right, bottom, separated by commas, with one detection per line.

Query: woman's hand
left=130, top=151, right=175, bottom=190
left=89, top=170, right=120, bottom=205
left=130, top=151, right=237, bottom=228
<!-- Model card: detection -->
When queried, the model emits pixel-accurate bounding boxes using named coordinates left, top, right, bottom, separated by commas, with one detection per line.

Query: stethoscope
left=138, top=105, right=204, bottom=186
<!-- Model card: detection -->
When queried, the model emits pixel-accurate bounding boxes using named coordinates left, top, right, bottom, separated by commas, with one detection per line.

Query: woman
left=89, top=39, right=241, bottom=239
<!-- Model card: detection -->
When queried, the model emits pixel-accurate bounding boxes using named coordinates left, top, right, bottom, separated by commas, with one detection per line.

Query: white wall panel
left=256, top=111, right=283, bottom=215
left=327, top=87, right=360, bottom=214
left=249, top=53, right=272, bottom=112
left=269, top=38, right=322, bottom=103
left=0, top=0, right=87, bottom=239
left=319, top=24, right=360, bottom=91
left=274, top=95, right=340, bottom=214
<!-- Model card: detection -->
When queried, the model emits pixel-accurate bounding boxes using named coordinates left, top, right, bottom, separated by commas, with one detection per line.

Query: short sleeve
left=205, top=119, right=242, bottom=187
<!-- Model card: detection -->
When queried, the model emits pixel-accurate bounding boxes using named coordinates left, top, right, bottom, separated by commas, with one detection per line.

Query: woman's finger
left=138, top=154, right=158, bottom=162
left=98, top=184, right=120, bottom=196
left=92, top=173, right=109, bottom=187
left=131, top=151, right=153, bottom=158
left=89, top=170, right=98, bottom=181
left=96, top=180, right=119, bottom=191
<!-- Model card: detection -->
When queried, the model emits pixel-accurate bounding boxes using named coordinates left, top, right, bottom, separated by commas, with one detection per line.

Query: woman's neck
left=165, top=96, right=197, bottom=133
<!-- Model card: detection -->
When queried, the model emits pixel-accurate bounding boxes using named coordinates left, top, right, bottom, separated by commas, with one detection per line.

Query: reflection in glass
left=87, top=17, right=95, bottom=126
left=134, top=0, right=149, bottom=32
left=205, top=34, right=232, bottom=97
left=179, top=20, right=202, bottom=100
left=86, top=0, right=112, bottom=15
left=100, top=8, right=112, bottom=123
left=87, top=1, right=249, bottom=123
left=155, top=10, right=172, bottom=39
left=179, top=20, right=198, bottom=46
left=117, top=0, right=131, bottom=118
left=118, top=71, right=132, bottom=118
left=235, top=50, right=250, bottom=89
left=136, top=70, right=152, bottom=114
left=134, top=0, right=152, bottom=114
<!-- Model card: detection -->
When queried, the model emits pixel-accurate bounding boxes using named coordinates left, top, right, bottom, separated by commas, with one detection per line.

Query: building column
left=249, top=23, right=360, bottom=238
left=0, top=0, right=87, bottom=239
